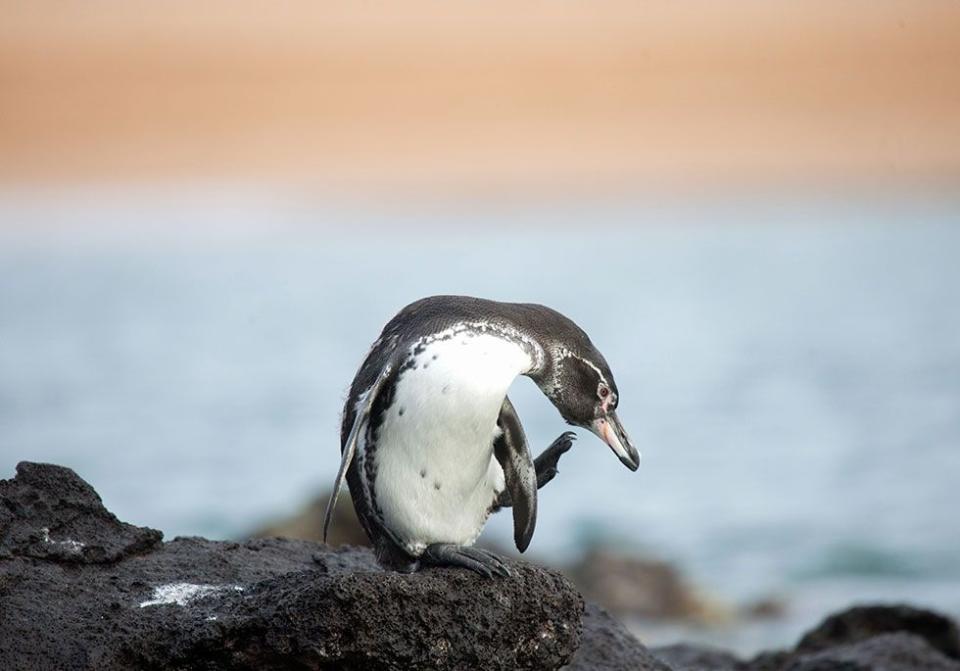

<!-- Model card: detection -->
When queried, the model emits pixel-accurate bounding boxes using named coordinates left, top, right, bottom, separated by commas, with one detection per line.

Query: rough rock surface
left=1, top=462, right=583, bottom=671
left=745, top=605, right=960, bottom=671
left=5, top=460, right=960, bottom=671
left=794, top=604, right=960, bottom=660
left=783, top=632, right=960, bottom=671
left=0, top=461, right=163, bottom=563
left=655, top=620, right=960, bottom=671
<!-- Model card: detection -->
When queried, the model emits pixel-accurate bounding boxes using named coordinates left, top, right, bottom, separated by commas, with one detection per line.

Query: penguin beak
left=590, top=411, right=640, bottom=471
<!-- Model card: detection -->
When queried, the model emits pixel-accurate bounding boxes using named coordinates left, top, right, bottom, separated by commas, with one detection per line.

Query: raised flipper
left=494, top=431, right=576, bottom=509
left=322, top=361, right=395, bottom=543
left=492, top=395, right=538, bottom=553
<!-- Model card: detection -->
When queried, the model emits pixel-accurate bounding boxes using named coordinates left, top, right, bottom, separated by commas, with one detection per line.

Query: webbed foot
left=535, top=431, right=576, bottom=488
left=421, top=543, right=511, bottom=578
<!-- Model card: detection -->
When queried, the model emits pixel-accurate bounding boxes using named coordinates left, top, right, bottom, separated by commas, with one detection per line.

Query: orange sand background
left=2, top=1, right=959, bottom=195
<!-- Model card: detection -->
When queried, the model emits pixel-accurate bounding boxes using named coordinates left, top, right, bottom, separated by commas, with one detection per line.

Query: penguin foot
left=421, top=543, right=512, bottom=578
left=534, top=431, right=576, bottom=488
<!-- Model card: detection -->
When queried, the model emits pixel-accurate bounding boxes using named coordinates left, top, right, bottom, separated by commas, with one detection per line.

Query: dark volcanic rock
left=784, top=632, right=960, bottom=671
left=565, top=603, right=672, bottom=671
left=745, top=605, right=960, bottom=671
left=795, top=604, right=960, bottom=661
left=7, top=461, right=960, bottom=671
left=656, top=615, right=960, bottom=671
left=0, top=461, right=162, bottom=563
left=0, top=462, right=584, bottom=671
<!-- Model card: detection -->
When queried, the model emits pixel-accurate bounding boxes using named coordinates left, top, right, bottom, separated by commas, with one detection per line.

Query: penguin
left=323, top=295, right=639, bottom=577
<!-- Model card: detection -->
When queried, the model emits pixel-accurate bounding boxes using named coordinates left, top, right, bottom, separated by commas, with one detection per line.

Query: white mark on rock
left=139, top=583, right=243, bottom=608
left=39, top=527, right=85, bottom=554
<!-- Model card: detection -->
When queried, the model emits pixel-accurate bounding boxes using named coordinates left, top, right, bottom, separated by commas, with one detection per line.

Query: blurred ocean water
left=1, top=188, right=959, bottom=652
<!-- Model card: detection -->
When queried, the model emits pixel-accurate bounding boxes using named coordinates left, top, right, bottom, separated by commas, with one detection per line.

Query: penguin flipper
left=493, top=395, right=538, bottom=553
left=322, top=361, right=395, bottom=543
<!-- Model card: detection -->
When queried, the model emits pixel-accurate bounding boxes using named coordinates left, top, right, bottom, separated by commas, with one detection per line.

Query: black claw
left=472, top=547, right=512, bottom=577
left=473, top=564, right=494, bottom=579
left=550, top=433, right=576, bottom=455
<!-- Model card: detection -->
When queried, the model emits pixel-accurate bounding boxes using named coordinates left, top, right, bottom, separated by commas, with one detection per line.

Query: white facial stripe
left=578, top=356, right=607, bottom=386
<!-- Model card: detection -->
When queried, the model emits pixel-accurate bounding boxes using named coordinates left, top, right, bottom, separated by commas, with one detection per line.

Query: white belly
left=371, top=332, right=532, bottom=555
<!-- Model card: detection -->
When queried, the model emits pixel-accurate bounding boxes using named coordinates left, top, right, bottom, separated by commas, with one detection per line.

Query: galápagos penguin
left=323, top=295, right=639, bottom=577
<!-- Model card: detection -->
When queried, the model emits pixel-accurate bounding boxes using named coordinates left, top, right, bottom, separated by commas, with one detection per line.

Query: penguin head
left=539, top=341, right=640, bottom=472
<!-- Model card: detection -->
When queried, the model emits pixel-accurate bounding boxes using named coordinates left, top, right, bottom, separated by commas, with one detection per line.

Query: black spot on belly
left=433, top=481, right=442, bottom=491
left=432, top=354, right=438, bottom=360
left=441, top=385, right=451, bottom=394
left=420, top=468, right=427, bottom=478
left=398, top=407, right=405, bottom=416
left=422, top=362, right=429, bottom=369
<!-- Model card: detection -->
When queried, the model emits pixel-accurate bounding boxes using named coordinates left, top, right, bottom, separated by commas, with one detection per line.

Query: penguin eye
left=598, top=384, right=609, bottom=400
